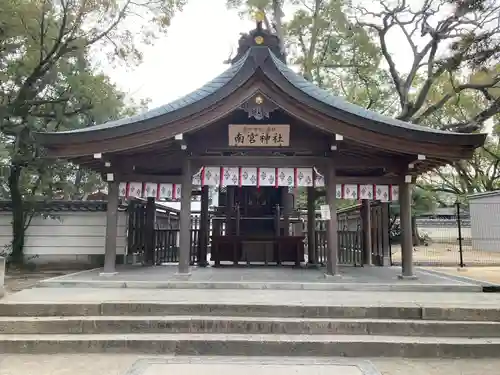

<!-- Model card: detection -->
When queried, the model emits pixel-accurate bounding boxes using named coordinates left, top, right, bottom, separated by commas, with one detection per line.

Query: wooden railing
left=306, top=201, right=389, bottom=266
left=315, top=221, right=363, bottom=266
left=153, top=217, right=200, bottom=264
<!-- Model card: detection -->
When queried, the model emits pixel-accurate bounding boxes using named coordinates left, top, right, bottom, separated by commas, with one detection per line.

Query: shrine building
left=35, top=17, right=486, bottom=278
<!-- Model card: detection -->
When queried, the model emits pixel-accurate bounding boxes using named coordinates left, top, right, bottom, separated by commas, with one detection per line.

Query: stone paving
left=0, top=355, right=499, bottom=375
left=35, top=265, right=483, bottom=293
left=4, top=286, right=500, bottom=308
left=41, top=265, right=471, bottom=284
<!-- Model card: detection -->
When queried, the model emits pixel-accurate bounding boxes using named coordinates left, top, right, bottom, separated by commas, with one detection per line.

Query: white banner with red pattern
left=118, top=166, right=399, bottom=201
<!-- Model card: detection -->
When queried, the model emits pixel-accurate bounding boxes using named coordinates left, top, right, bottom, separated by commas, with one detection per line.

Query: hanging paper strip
left=192, top=167, right=202, bottom=186
left=343, top=184, right=358, bottom=200
left=277, top=167, right=295, bottom=187
left=143, top=182, right=158, bottom=198
left=221, top=167, right=239, bottom=187
left=390, top=185, right=399, bottom=201
left=376, top=185, right=389, bottom=202
left=204, top=166, right=221, bottom=186
left=335, top=184, right=343, bottom=199
left=259, top=167, right=276, bottom=187
left=175, top=184, right=182, bottom=200
left=158, top=183, right=173, bottom=199
left=240, top=167, right=258, bottom=186
left=359, top=184, right=374, bottom=200
left=119, top=182, right=128, bottom=197
left=296, top=167, right=314, bottom=187
left=314, top=169, right=325, bottom=187
left=127, top=182, right=143, bottom=198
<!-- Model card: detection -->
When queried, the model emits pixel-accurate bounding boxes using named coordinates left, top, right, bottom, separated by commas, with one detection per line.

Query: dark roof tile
left=52, top=51, right=249, bottom=135
left=269, top=52, right=459, bottom=135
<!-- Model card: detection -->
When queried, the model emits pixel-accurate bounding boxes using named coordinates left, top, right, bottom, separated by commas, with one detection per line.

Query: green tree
left=0, top=0, right=184, bottom=264
left=227, top=0, right=500, bottom=200
left=353, top=0, right=500, bottom=196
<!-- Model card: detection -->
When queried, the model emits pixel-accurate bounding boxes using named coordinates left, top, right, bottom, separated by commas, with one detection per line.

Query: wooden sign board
left=320, top=205, right=331, bottom=221
left=228, top=124, right=290, bottom=147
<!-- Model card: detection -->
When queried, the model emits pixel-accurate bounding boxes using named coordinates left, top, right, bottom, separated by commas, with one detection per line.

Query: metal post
left=456, top=201, right=464, bottom=268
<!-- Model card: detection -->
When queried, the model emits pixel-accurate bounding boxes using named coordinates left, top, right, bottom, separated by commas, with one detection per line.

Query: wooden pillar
left=381, top=202, right=391, bottom=266
left=235, top=204, right=241, bottom=235
left=102, top=179, right=119, bottom=275
left=226, top=187, right=234, bottom=235
left=282, top=189, right=292, bottom=236
left=361, top=199, right=372, bottom=266
left=178, top=158, right=192, bottom=275
left=275, top=204, right=281, bottom=236
left=144, top=198, right=156, bottom=266
left=325, top=161, right=339, bottom=276
left=307, top=187, right=316, bottom=265
left=398, top=181, right=415, bottom=278
left=198, top=186, right=209, bottom=267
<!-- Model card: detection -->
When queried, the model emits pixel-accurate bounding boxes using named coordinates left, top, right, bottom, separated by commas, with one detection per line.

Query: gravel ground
left=3, top=269, right=83, bottom=294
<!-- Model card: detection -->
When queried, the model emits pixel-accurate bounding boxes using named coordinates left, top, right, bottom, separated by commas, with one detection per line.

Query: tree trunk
left=411, top=215, right=420, bottom=247
left=271, top=0, right=285, bottom=53
left=8, top=163, right=25, bottom=265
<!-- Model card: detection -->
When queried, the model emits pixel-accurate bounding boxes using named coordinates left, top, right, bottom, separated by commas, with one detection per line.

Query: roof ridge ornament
left=240, top=94, right=279, bottom=120
left=230, top=9, right=286, bottom=65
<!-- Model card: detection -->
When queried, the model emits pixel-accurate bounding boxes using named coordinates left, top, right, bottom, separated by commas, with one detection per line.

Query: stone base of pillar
left=174, top=271, right=192, bottom=280
left=382, top=256, right=391, bottom=266
left=305, top=262, right=320, bottom=269
left=397, top=274, right=418, bottom=280
left=99, top=272, right=118, bottom=277
left=323, top=273, right=342, bottom=280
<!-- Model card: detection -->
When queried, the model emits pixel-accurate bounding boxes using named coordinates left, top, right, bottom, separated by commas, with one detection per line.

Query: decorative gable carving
left=240, top=94, right=279, bottom=120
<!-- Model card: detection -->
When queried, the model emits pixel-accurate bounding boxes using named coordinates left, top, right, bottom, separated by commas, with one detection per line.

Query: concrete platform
left=1, top=355, right=500, bottom=375
left=36, top=265, right=482, bottom=292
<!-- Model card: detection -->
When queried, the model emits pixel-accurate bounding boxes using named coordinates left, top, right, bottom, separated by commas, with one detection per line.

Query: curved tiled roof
left=54, top=50, right=250, bottom=134
left=267, top=52, right=472, bottom=136
left=37, top=45, right=486, bottom=149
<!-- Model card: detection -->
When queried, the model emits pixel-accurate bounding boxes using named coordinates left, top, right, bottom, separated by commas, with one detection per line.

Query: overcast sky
left=104, top=0, right=418, bottom=109
left=106, top=0, right=253, bottom=108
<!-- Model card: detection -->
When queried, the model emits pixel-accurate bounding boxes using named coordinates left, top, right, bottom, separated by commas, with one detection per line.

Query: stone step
left=0, top=333, right=498, bottom=357
left=37, top=279, right=483, bottom=293
left=1, top=316, right=500, bottom=337
left=1, top=302, right=499, bottom=321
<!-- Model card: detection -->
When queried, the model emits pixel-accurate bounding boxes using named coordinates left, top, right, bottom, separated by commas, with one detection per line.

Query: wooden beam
left=336, top=175, right=402, bottom=184
left=117, top=173, right=402, bottom=185
left=191, top=155, right=324, bottom=168
left=118, top=174, right=183, bottom=184
left=190, top=155, right=404, bottom=169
